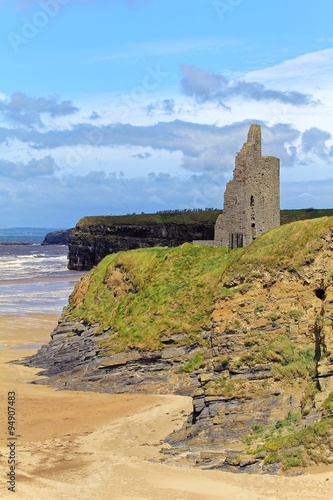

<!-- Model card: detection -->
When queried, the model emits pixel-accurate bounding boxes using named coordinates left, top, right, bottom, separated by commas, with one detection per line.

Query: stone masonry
left=214, top=124, right=280, bottom=248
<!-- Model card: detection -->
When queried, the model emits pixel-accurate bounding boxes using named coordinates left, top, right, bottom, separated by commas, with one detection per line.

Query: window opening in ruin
left=250, top=195, right=256, bottom=240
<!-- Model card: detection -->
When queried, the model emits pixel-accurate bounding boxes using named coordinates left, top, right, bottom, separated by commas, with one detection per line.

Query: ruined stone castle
left=214, top=124, right=280, bottom=249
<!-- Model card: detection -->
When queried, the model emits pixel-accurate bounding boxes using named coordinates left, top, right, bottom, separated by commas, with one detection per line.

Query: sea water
left=0, top=228, right=84, bottom=316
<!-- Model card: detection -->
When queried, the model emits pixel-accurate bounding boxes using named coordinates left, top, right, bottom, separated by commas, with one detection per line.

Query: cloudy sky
left=0, top=0, right=333, bottom=227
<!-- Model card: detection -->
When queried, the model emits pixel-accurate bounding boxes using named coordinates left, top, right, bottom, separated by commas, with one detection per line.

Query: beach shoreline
left=1, top=314, right=333, bottom=499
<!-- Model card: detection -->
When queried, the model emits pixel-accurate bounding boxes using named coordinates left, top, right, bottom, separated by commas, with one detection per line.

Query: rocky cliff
left=22, top=217, right=333, bottom=472
left=67, top=210, right=220, bottom=270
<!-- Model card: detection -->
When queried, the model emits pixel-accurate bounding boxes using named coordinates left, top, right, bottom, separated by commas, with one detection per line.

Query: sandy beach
left=1, top=315, right=333, bottom=499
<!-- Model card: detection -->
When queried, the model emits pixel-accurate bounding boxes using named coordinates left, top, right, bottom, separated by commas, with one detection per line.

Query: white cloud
left=240, top=48, right=333, bottom=136
left=244, top=48, right=333, bottom=91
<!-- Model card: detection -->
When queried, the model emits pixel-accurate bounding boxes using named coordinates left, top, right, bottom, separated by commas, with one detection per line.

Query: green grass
left=271, top=346, right=316, bottom=384
left=75, top=209, right=222, bottom=228
left=233, top=333, right=316, bottom=383
left=219, top=216, right=333, bottom=287
left=178, top=352, right=205, bottom=373
left=280, top=208, right=333, bottom=225
left=244, top=393, right=333, bottom=469
left=255, top=415, right=333, bottom=469
left=65, top=243, right=239, bottom=352
left=323, top=392, right=333, bottom=416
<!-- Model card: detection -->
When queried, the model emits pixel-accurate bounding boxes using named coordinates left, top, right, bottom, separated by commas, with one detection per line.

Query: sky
left=0, top=0, right=333, bottom=227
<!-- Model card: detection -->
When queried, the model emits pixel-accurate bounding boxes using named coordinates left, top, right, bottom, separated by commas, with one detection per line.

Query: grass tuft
left=65, top=244, right=239, bottom=352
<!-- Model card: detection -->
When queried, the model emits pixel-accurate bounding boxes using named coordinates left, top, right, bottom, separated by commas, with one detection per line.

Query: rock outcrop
left=21, top=217, right=333, bottom=472
left=24, top=320, right=200, bottom=396
left=68, top=211, right=219, bottom=270
left=41, top=228, right=73, bottom=245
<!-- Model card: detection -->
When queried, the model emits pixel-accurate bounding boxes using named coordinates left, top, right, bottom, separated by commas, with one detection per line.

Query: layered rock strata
left=22, top=220, right=333, bottom=472
left=26, top=319, right=201, bottom=395
left=68, top=217, right=217, bottom=271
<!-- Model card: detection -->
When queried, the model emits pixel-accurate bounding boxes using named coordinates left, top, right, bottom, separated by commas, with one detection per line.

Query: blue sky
left=0, top=0, right=333, bottom=227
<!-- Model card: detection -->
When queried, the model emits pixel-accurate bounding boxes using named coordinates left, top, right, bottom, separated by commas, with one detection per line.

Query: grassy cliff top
left=74, top=208, right=333, bottom=229
left=75, top=209, right=221, bottom=228
left=222, top=215, right=333, bottom=282
left=65, top=216, right=333, bottom=352
left=280, top=207, right=333, bottom=224
left=65, top=243, right=241, bottom=351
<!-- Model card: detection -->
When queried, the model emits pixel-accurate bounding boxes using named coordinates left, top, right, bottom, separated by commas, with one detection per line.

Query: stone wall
left=214, top=124, right=280, bottom=248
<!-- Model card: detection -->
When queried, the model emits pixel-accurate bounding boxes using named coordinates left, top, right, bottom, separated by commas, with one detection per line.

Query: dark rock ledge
left=20, top=320, right=200, bottom=396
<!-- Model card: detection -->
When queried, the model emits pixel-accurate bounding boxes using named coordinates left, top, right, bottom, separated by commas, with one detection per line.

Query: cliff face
left=22, top=217, right=333, bottom=472
left=68, top=212, right=219, bottom=270
left=166, top=229, right=333, bottom=470
left=68, top=222, right=214, bottom=270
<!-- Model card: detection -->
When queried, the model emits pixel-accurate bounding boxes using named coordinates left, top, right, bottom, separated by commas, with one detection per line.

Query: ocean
left=0, top=228, right=84, bottom=316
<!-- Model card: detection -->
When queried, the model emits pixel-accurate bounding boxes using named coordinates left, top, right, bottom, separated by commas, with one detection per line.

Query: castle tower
left=214, top=124, right=280, bottom=249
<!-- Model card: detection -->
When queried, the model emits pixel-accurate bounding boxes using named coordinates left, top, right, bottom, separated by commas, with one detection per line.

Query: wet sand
left=0, top=315, right=333, bottom=499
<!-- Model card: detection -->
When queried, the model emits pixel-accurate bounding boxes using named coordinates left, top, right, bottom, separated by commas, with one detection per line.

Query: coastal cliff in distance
left=67, top=210, right=220, bottom=270
left=23, top=216, right=333, bottom=473
left=41, top=228, right=73, bottom=246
